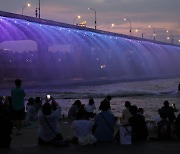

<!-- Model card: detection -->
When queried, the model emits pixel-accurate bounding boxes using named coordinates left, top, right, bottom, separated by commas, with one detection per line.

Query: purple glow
left=0, top=15, right=180, bottom=83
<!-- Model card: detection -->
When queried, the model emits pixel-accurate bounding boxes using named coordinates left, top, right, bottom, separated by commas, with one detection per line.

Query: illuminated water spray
left=0, top=12, right=180, bottom=83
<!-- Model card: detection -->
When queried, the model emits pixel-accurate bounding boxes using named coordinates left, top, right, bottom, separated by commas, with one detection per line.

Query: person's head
left=15, top=79, right=22, bottom=88
left=106, top=95, right=112, bottom=101
left=129, top=105, right=138, bottom=116
left=73, top=100, right=82, bottom=108
left=125, top=101, right=131, bottom=108
left=99, top=100, right=110, bottom=111
left=138, top=108, right=144, bottom=114
left=89, top=98, right=94, bottom=106
left=76, top=106, right=88, bottom=120
left=28, top=98, right=34, bottom=106
left=42, top=102, right=52, bottom=115
left=35, top=97, right=42, bottom=104
left=163, top=100, right=169, bottom=107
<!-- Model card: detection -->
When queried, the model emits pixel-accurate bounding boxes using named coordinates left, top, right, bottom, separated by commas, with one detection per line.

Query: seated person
left=26, top=98, right=37, bottom=121
left=157, top=111, right=171, bottom=140
left=120, top=101, right=132, bottom=125
left=68, top=100, right=82, bottom=119
left=129, top=105, right=148, bottom=141
left=175, top=114, right=180, bottom=138
left=38, top=98, right=68, bottom=147
left=85, top=98, right=96, bottom=118
left=94, top=100, right=115, bottom=142
left=71, top=107, right=96, bottom=145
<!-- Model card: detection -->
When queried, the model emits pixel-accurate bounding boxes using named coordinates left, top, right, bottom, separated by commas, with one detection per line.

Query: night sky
left=0, top=0, right=180, bottom=42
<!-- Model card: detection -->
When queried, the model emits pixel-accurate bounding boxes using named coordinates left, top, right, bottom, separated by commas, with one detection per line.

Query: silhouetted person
left=11, top=79, right=26, bottom=135
left=94, top=100, right=115, bottom=142
left=38, top=99, right=68, bottom=147
left=120, top=101, right=132, bottom=125
left=160, top=100, right=176, bottom=123
left=175, top=114, right=180, bottom=138
left=157, top=111, right=171, bottom=140
left=129, top=105, right=148, bottom=141
left=34, top=97, right=42, bottom=113
left=0, top=103, right=13, bottom=148
left=85, top=98, right=96, bottom=118
left=68, top=100, right=82, bottom=119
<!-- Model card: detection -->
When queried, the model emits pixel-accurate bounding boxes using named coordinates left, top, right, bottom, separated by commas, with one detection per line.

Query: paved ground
left=1, top=120, right=180, bottom=154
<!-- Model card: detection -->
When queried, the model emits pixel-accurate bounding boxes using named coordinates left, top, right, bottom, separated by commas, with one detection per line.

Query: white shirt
left=72, top=120, right=94, bottom=138
left=38, top=106, right=61, bottom=142
left=121, top=108, right=132, bottom=125
left=85, top=104, right=96, bottom=113
left=72, top=120, right=96, bottom=145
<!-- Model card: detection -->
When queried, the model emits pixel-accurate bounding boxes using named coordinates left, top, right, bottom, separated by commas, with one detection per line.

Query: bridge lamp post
left=108, top=23, right=115, bottom=31
left=123, top=18, right=132, bottom=36
left=166, top=30, right=174, bottom=44
left=22, top=3, right=31, bottom=15
left=73, top=15, right=81, bottom=25
left=148, top=25, right=156, bottom=41
left=88, top=8, right=97, bottom=30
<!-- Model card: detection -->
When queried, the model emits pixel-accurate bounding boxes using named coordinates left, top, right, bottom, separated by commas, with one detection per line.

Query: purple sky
left=0, top=0, right=180, bottom=42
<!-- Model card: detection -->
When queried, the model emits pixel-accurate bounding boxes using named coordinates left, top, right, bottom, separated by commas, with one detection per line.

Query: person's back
left=121, top=101, right=132, bottom=125
left=11, top=79, right=26, bottom=135
left=11, top=87, right=25, bottom=111
left=38, top=102, right=61, bottom=142
left=94, top=100, right=115, bottom=142
left=129, top=106, right=148, bottom=141
left=68, top=100, right=81, bottom=119
left=157, top=119, right=171, bottom=140
left=157, top=111, right=171, bottom=140
left=161, top=101, right=176, bottom=123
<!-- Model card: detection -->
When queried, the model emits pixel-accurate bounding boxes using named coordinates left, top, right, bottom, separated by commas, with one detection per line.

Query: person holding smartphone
left=38, top=95, right=67, bottom=147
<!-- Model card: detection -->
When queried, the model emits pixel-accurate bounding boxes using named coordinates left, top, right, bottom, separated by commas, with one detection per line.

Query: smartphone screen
left=47, top=94, right=51, bottom=99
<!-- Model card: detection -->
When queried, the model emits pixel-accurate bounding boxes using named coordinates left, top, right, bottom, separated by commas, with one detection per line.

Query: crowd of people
left=0, top=79, right=180, bottom=148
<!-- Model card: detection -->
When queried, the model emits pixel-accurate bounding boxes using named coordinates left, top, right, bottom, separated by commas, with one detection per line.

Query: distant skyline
left=0, top=0, right=180, bottom=43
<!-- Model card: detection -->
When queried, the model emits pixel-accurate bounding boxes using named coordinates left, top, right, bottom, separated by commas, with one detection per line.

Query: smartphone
left=47, top=94, right=51, bottom=100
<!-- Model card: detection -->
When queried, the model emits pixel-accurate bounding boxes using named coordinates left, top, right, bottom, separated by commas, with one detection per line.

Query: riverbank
left=1, top=119, right=180, bottom=154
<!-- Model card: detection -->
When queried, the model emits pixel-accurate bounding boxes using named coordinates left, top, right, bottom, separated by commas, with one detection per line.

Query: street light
left=148, top=25, right=156, bottom=41
left=22, top=3, right=31, bottom=15
left=166, top=30, right=174, bottom=44
left=73, top=15, right=81, bottom=25
left=123, top=18, right=131, bottom=35
left=108, top=23, right=115, bottom=31
left=88, top=8, right=97, bottom=30
left=134, top=29, right=145, bottom=38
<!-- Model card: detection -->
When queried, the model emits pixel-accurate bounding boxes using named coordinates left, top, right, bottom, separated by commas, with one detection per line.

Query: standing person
left=11, top=79, right=26, bottom=135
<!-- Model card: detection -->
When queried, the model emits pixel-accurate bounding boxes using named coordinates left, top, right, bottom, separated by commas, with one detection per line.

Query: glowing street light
left=134, top=29, right=145, bottom=38
left=123, top=18, right=132, bottom=35
left=73, top=15, right=81, bottom=25
left=22, top=3, right=31, bottom=15
left=88, top=8, right=97, bottom=30
left=166, top=30, right=174, bottom=44
left=108, top=23, right=115, bottom=31
left=148, top=25, right=156, bottom=41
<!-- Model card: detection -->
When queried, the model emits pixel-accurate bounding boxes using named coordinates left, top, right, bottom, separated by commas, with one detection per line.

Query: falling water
left=0, top=12, right=180, bottom=85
